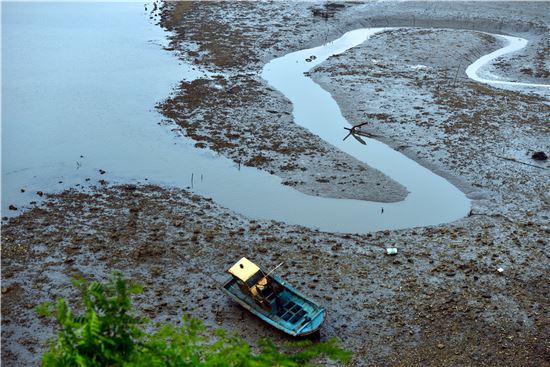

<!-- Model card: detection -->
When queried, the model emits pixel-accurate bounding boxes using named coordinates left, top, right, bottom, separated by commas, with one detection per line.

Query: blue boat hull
left=222, top=275, right=325, bottom=336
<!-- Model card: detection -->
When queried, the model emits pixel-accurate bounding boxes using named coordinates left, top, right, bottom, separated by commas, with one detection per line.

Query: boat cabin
left=227, top=257, right=281, bottom=308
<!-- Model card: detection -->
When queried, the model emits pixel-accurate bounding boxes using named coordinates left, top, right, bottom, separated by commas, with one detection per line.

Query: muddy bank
left=310, top=27, right=550, bottom=218
left=342, top=1, right=550, bottom=84
left=159, top=74, right=407, bottom=203
left=155, top=1, right=549, bottom=205
left=2, top=185, right=549, bottom=366
left=157, top=1, right=408, bottom=203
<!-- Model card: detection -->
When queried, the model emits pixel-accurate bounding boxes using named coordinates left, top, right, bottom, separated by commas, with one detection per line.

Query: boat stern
left=293, top=308, right=325, bottom=336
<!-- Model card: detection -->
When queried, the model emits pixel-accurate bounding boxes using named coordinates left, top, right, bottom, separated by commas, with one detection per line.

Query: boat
left=221, top=257, right=325, bottom=336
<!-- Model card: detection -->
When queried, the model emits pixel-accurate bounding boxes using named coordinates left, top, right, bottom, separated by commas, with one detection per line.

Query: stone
left=531, top=151, right=548, bottom=161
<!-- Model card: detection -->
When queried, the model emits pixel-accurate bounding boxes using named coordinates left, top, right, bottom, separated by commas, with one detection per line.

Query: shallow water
left=262, top=28, right=471, bottom=231
left=466, top=34, right=550, bottom=96
left=10, top=3, right=545, bottom=233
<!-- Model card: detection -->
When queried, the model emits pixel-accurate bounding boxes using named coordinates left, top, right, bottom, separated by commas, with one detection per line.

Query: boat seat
left=282, top=312, right=293, bottom=321
left=289, top=309, right=306, bottom=324
left=275, top=300, right=306, bottom=324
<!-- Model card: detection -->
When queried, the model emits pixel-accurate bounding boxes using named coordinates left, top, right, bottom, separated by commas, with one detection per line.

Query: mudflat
left=2, top=2, right=549, bottom=366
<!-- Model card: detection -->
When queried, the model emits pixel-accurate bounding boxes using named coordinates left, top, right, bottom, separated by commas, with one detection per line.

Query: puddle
left=0, top=4, right=485, bottom=233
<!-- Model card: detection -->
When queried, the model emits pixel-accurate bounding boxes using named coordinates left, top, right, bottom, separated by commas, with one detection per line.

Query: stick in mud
left=495, top=155, right=547, bottom=170
left=452, top=62, right=462, bottom=87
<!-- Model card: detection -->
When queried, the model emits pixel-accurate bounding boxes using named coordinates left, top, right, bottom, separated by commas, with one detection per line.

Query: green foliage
left=39, top=273, right=351, bottom=366
left=40, top=273, right=146, bottom=366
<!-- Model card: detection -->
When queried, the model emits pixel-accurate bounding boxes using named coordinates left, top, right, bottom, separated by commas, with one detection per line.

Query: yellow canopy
left=228, top=257, right=260, bottom=283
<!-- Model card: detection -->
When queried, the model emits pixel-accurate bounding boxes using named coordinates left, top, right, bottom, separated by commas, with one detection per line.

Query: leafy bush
left=37, top=273, right=351, bottom=366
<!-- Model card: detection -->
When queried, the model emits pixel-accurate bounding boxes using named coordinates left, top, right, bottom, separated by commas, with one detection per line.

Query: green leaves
left=40, top=273, right=144, bottom=366
left=39, top=273, right=351, bottom=366
left=36, top=301, right=53, bottom=318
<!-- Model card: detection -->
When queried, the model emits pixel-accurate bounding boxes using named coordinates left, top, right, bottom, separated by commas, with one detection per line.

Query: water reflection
left=2, top=4, right=472, bottom=233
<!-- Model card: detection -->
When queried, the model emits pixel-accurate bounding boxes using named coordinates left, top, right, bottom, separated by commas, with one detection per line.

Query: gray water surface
left=262, top=28, right=471, bottom=231
left=2, top=3, right=473, bottom=233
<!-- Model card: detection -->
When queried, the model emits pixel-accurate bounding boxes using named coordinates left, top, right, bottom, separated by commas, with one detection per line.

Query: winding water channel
left=2, top=3, right=546, bottom=233
left=466, top=34, right=550, bottom=91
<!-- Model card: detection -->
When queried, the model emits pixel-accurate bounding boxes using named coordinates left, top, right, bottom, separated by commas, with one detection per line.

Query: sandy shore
left=2, top=1, right=549, bottom=366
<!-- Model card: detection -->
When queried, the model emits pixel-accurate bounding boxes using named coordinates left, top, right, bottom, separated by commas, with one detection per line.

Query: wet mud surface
left=2, top=185, right=549, bottom=366
left=311, top=27, right=550, bottom=215
left=2, top=1, right=550, bottom=366
left=157, top=1, right=408, bottom=203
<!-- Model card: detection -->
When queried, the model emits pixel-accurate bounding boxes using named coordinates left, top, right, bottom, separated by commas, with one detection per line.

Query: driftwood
left=495, top=155, right=547, bottom=170
left=343, top=121, right=382, bottom=144
left=467, top=211, right=514, bottom=223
